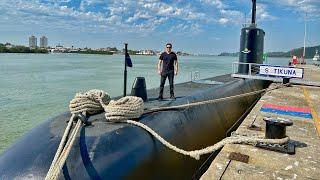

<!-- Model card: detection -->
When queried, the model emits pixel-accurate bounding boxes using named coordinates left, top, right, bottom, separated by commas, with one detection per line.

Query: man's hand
left=174, top=71, right=178, bottom=76
left=157, top=59, right=162, bottom=75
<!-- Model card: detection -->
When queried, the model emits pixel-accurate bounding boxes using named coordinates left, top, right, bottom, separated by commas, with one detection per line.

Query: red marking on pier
left=262, top=104, right=311, bottom=113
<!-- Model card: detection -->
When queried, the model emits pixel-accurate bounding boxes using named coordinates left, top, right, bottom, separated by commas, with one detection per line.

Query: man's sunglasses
left=166, top=46, right=172, bottom=48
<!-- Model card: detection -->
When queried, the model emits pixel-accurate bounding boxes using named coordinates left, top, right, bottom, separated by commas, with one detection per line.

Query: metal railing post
left=232, top=62, right=234, bottom=74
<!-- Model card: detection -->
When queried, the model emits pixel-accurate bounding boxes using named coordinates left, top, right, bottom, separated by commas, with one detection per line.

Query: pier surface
left=201, top=64, right=320, bottom=180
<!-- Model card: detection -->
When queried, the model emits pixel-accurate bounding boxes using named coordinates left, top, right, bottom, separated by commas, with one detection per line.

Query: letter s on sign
left=265, top=68, right=269, bottom=73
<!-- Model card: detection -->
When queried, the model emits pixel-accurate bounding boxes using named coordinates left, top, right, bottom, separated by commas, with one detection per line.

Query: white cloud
left=0, top=0, right=238, bottom=35
left=218, top=18, right=229, bottom=25
left=200, top=0, right=225, bottom=9
left=126, top=11, right=153, bottom=23
left=256, top=4, right=276, bottom=21
left=219, top=9, right=244, bottom=25
left=168, top=23, right=202, bottom=34
left=1, top=0, right=317, bottom=37
left=80, top=0, right=105, bottom=11
left=198, top=0, right=245, bottom=25
left=273, top=0, right=320, bottom=20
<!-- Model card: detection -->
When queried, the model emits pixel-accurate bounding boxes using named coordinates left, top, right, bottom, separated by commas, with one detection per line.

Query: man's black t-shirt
left=159, top=52, right=177, bottom=73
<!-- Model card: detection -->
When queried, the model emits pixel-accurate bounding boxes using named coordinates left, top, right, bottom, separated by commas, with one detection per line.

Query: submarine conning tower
left=238, top=0, right=265, bottom=74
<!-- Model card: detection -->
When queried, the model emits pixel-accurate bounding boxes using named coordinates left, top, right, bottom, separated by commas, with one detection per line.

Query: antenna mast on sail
left=251, top=0, right=256, bottom=26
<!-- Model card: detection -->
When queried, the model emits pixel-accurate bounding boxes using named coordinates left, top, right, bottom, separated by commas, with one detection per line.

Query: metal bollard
left=131, top=77, right=148, bottom=102
left=263, top=117, right=293, bottom=139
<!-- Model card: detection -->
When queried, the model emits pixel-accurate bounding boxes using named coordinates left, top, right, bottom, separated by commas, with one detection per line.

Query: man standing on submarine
left=157, top=43, right=179, bottom=101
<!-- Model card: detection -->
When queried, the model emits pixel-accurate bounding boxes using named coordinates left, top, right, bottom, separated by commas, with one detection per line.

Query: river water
left=0, top=53, right=296, bottom=153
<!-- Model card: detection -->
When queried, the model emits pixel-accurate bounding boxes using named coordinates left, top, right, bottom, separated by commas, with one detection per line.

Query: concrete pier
left=201, top=65, right=320, bottom=179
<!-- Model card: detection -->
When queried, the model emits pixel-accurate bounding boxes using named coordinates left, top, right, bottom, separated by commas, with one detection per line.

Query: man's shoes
left=170, top=95, right=176, bottom=100
left=157, top=96, right=163, bottom=101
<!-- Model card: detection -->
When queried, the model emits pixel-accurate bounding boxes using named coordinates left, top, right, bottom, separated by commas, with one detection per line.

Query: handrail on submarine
left=232, top=62, right=320, bottom=87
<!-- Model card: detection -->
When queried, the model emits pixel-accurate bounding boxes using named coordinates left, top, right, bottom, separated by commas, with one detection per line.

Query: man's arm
left=157, top=59, right=162, bottom=75
left=174, top=59, right=179, bottom=75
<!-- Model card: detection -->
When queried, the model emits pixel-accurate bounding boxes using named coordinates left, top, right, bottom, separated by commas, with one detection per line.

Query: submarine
left=0, top=0, right=268, bottom=179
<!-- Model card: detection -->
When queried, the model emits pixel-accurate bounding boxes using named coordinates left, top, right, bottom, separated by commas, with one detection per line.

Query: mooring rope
left=46, top=91, right=144, bottom=180
left=45, top=114, right=75, bottom=180
left=45, top=115, right=82, bottom=180
left=46, top=84, right=289, bottom=179
left=126, top=120, right=289, bottom=160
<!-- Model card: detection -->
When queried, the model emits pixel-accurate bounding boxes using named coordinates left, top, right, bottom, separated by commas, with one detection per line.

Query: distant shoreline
left=219, top=45, right=320, bottom=59
left=0, top=51, right=214, bottom=57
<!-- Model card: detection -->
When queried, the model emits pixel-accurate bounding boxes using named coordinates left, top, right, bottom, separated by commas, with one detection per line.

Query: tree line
left=267, top=45, right=320, bottom=59
left=218, top=45, right=320, bottom=58
left=0, top=44, right=48, bottom=53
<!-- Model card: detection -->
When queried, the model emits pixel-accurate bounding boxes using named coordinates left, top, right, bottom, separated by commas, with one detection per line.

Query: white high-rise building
left=29, top=35, right=37, bottom=48
left=40, top=36, right=48, bottom=48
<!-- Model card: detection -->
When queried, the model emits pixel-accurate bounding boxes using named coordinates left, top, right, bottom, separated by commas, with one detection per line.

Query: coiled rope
left=105, top=96, right=144, bottom=121
left=69, top=89, right=111, bottom=114
left=46, top=90, right=144, bottom=180
left=46, top=84, right=289, bottom=180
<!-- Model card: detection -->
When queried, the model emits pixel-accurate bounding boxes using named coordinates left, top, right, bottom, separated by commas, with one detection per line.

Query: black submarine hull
left=0, top=78, right=269, bottom=179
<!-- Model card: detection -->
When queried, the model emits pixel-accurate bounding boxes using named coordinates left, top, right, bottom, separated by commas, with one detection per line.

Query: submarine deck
left=201, top=64, right=320, bottom=179
left=130, top=74, right=235, bottom=109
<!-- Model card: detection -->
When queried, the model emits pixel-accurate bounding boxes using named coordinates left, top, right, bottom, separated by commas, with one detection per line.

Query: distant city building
left=98, top=47, right=118, bottom=53
left=29, top=35, right=37, bottom=48
left=136, top=49, right=155, bottom=55
left=40, top=36, right=48, bottom=48
left=4, top=42, right=13, bottom=48
left=50, top=44, right=67, bottom=53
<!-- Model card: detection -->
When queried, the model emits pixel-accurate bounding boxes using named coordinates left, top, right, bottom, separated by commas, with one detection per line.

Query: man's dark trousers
left=159, top=71, right=174, bottom=98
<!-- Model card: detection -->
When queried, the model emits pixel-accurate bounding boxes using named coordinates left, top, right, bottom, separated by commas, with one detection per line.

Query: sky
left=0, top=0, right=319, bottom=54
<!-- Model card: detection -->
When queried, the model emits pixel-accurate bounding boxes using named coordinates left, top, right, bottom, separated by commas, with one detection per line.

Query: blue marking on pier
left=260, top=108, right=312, bottom=119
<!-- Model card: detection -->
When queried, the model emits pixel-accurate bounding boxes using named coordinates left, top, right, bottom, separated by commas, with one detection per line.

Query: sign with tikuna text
left=259, top=65, right=304, bottom=78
